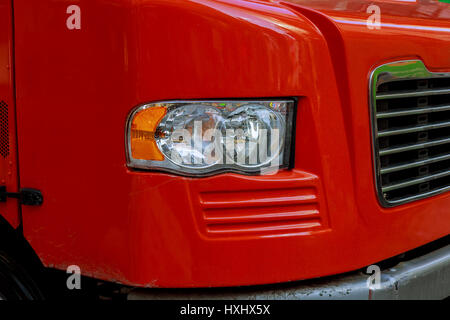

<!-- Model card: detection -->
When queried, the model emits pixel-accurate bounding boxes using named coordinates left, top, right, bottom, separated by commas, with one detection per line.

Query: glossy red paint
left=0, top=0, right=20, bottom=228
left=5, top=0, right=450, bottom=287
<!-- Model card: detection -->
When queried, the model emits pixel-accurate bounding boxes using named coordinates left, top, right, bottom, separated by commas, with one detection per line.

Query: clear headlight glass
left=126, top=100, right=295, bottom=176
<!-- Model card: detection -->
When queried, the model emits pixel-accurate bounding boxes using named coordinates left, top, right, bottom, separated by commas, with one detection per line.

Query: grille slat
left=381, top=153, right=450, bottom=174
left=392, top=185, right=450, bottom=204
left=376, top=88, right=450, bottom=100
left=377, top=104, right=450, bottom=119
left=379, top=136, right=450, bottom=156
left=378, top=120, right=450, bottom=137
left=371, top=60, right=450, bottom=206
left=382, top=170, right=450, bottom=193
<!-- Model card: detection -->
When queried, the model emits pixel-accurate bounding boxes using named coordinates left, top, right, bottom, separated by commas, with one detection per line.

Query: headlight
left=126, top=100, right=295, bottom=176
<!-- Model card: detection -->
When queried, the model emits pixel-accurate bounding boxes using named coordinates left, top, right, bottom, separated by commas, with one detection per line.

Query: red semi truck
left=0, top=0, right=449, bottom=300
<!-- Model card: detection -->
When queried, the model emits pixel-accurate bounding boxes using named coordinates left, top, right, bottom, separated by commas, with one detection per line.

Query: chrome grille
left=371, top=60, right=450, bottom=207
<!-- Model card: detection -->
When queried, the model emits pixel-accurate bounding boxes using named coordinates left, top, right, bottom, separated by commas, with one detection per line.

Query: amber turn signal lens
left=130, top=106, right=167, bottom=161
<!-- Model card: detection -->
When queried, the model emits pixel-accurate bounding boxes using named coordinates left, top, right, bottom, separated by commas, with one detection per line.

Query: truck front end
left=0, top=0, right=448, bottom=300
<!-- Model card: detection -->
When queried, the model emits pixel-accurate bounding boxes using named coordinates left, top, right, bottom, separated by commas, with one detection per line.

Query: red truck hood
left=276, top=0, right=450, bottom=71
left=279, top=0, right=450, bottom=22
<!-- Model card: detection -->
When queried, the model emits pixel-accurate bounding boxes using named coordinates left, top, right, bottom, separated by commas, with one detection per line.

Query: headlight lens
left=127, top=100, right=295, bottom=176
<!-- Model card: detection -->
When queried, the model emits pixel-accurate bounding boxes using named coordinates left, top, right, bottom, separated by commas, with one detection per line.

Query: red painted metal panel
left=11, top=0, right=450, bottom=287
left=0, top=0, right=20, bottom=228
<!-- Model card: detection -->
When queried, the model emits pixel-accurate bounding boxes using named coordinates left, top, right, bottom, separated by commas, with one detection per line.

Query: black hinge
left=0, top=186, right=43, bottom=206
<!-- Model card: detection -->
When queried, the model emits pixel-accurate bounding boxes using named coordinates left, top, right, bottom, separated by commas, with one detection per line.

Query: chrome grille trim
left=376, top=88, right=450, bottom=100
left=378, top=120, right=450, bottom=137
left=370, top=60, right=450, bottom=207
left=377, top=104, right=450, bottom=119
left=379, top=137, right=450, bottom=156
left=388, top=185, right=450, bottom=205
left=382, top=170, right=450, bottom=193
left=380, top=153, right=450, bottom=175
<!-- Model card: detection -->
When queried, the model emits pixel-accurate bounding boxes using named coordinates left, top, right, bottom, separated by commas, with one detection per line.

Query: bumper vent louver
left=371, top=61, right=450, bottom=207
